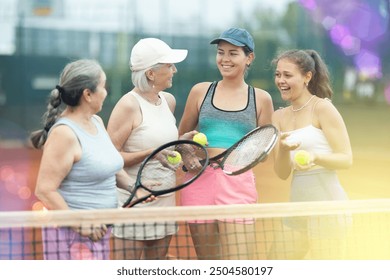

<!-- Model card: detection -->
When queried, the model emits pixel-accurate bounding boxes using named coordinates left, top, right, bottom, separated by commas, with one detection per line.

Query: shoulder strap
left=51, top=118, right=82, bottom=145
left=311, top=97, right=321, bottom=114
left=249, top=85, right=257, bottom=121
left=208, top=81, right=218, bottom=97
left=311, top=97, right=331, bottom=122
left=199, top=81, right=217, bottom=111
left=129, top=90, right=142, bottom=104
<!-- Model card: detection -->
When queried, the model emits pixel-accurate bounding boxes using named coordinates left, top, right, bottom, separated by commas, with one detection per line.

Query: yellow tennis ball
left=167, top=151, right=182, bottom=164
left=294, top=150, right=311, bottom=166
left=193, top=132, right=207, bottom=146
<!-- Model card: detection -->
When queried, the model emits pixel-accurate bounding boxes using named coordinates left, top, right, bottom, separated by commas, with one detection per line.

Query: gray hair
left=30, top=59, right=103, bottom=149
left=131, top=63, right=164, bottom=93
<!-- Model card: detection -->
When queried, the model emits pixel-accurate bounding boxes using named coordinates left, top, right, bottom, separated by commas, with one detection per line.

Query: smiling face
left=216, top=41, right=253, bottom=78
left=274, top=58, right=312, bottom=102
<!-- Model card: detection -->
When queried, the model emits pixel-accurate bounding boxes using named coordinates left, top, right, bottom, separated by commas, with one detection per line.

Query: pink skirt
left=180, top=166, right=257, bottom=224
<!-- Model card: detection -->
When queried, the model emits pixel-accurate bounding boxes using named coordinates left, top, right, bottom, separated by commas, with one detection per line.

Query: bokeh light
left=298, top=0, right=317, bottom=10
left=322, top=16, right=336, bottom=30
left=345, top=2, right=388, bottom=42
left=31, top=201, right=45, bottom=211
left=329, top=24, right=350, bottom=45
left=299, top=0, right=389, bottom=101
left=0, top=165, right=15, bottom=181
left=18, top=186, right=32, bottom=200
left=300, top=0, right=389, bottom=52
left=0, top=147, right=37, bottom=210
left=341, top=35, right=360, bottom=55
left=329, top=24, right=362, bottom=55
left=354, top=50, right=382, bottom=78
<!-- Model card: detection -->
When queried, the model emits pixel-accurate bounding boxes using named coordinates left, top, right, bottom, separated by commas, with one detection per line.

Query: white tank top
left=123, top=90, right=178, bottom=178
left=285, top=99, right=332, bottom=161
left=286, top=125, right=332, bottom=160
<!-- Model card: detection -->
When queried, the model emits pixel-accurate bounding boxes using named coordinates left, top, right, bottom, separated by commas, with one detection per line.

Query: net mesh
left=1, top=199, right=389, bottom=260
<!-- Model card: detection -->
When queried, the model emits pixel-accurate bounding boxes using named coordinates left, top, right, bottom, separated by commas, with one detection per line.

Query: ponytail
left=30, top=87, right=63, bottom=149
left=29, top=59, right=103, bottom=149
left=272, top=49, right=333, bottom=99
left=305, top=50, right=333, bottom=99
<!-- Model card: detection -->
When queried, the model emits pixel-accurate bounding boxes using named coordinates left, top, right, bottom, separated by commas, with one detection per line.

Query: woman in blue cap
left=178, top=28, right=274, bottom=259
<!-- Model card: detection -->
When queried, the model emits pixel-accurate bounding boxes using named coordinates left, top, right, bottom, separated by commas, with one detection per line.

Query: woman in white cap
left=178, top=28, right=274, bottom=259
left=107, top=38, right=195, bottom=259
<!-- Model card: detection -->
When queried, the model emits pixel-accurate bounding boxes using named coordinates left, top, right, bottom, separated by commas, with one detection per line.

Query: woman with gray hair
left=107, top=38, right=195, bottom=260
left=31, top=59, right=135, bottom=259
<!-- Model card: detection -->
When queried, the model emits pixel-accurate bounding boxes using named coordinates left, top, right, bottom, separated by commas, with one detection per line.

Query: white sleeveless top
left=286, top=125, right=332, bottom=161
left=114, top=91, right=179, bottom=239
left=285, top=99, right=332, bottom=162
left=122, top=91, right=178, bottom=177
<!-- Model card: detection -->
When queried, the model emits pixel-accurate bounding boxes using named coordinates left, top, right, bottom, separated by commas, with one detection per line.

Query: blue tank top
left=54, top=117, right=124, bottom=210
left=198, top=81, right=257, bottom=148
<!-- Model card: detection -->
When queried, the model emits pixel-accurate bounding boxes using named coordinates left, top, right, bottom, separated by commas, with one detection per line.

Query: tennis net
left=0, top=199, right=389, bottom=260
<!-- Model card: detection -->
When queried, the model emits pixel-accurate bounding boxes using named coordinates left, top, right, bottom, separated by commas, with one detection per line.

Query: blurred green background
left=0, top=0, right=389, bottom=210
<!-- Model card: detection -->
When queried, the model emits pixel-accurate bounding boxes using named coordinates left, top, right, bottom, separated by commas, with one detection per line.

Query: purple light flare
left=354, top=50, right=382, bottom=79
left=298, top=0, right=317, bottom=11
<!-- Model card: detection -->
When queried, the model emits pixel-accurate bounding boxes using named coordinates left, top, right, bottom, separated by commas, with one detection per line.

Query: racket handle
left=123, top=195, right=149, bottom=208
left=122, top=185, right=138, bottom=207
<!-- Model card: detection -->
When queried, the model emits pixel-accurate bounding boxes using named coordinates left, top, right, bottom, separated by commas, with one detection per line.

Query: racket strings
left=139, top=143, right=208, bottom=193
left=223, top=127, right=277, bottom=171
left=140, top=163, right=176, bottom=192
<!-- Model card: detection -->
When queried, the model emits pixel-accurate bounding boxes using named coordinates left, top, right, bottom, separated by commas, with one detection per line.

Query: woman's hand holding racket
left=122, top=140, right=209, bottom=208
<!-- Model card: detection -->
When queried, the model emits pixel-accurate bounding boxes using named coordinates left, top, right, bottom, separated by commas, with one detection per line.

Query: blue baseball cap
left=210, top=27, right=255, bottom=52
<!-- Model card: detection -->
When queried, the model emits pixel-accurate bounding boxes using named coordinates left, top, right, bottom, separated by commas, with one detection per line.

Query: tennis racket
left=184, top=124, right=278, bottom=175
left=122, top=140, right=209, bottom=208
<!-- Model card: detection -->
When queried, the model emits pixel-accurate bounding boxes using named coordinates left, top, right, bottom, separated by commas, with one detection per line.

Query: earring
left=304, top=82, right=308, bottom=87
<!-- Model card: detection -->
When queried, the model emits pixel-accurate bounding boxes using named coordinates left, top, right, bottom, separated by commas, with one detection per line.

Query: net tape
left=1, top=199, right=390, bottom=228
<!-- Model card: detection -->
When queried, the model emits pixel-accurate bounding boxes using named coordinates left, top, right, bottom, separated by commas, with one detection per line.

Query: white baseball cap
left=130, top=38, right=188, bottom=72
